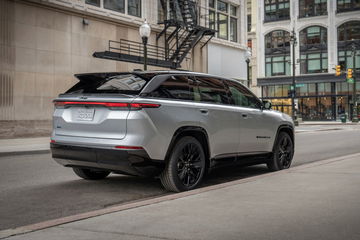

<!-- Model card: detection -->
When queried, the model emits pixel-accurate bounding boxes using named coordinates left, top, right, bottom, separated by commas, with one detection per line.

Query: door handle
left=242, top=113, right=248, bottom=118
left=200, top=109, right=209, bottom=114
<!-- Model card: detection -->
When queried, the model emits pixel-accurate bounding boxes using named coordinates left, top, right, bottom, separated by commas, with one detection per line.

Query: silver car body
left=51, top=71, right=294, bottom=175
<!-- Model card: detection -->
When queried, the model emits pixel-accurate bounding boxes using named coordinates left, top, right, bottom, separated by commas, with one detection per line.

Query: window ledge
left=263, top=18, right=291, bottom=24
left=336, top=8, right=360, bottom=14
left=210, top=38, right=248, bottom=50
left=298, top=13, right=328, bottom=19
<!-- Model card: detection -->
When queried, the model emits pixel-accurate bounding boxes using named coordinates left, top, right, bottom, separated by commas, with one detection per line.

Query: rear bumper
left=50, top=143, right=164, bottom=177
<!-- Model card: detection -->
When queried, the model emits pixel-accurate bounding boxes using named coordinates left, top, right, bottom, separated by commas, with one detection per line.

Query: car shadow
left=0, top=164, right=270, bottom=230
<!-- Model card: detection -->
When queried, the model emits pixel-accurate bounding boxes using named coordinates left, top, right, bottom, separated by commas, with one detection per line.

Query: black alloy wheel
left=267, top=132, right=294, bottom=171
left=160, top=136, right=206, bottom=192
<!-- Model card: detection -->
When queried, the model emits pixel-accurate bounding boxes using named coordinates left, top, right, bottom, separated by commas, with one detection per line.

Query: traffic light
left=347, top=68, right=353, bottom=79
left=335, top=65, right=341, bottom=76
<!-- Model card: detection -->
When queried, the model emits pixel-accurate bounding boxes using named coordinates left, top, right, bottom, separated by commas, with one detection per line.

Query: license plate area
left=75, top=108, right=95, bottom=121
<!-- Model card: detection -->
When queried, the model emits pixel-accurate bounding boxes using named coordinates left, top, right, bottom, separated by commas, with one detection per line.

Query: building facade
left=256, top=0, right=360, bottom=121
left=0, top=0, right=247, bottom=138
left=246, top=0, right=259, bottom=95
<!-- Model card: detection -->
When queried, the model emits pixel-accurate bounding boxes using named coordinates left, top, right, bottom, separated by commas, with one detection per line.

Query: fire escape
left=93, top=0, right=215, bottom=69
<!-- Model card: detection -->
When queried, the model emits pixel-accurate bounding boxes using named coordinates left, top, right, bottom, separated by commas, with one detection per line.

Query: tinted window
left=66, top=74, right=147, bottom=94
left=194, top=76, right=230, bottom=104
left=226, top=80, right=262, bottom=109
left=148, top=75, right=194, bottom=100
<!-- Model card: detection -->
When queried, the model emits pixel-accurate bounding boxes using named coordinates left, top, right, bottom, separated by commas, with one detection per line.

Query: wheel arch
left=273, top=124, right=295, bottom=152
left=165, top=126, right=211, bottom=171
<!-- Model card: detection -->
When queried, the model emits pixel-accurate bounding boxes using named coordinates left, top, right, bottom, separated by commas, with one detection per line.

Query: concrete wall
left=207, top=43, right=247, bottom=81
left=0, top=0, right=206, bottom=138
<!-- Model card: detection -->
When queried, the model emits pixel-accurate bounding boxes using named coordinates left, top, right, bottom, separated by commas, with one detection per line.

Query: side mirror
left=263, top=100, right=272, bottom=110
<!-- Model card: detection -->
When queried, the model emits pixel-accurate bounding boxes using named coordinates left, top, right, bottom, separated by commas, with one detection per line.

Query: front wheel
left=73, top=168, right=110, bottom=180
left=267, top=132, right=294, bottom=171
left=160, top=136, right=206, bottom=192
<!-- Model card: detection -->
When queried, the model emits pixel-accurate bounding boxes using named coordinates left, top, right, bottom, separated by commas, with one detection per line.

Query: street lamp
left=245, top=49, right=251, bottom=88
left=139, top=20, right=151, bottom=71
left=290, top=28, right=299, bottom=126
left=351, top=42, right=358, bottom=123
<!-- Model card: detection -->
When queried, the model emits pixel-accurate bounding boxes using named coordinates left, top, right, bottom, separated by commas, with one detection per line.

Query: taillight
left=53, top=101, right=160, bottom=110
left=129, top=103, right=161, bottom=110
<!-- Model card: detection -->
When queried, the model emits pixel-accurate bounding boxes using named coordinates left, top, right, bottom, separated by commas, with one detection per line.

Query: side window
left=194, top=76, right=230, bottom=104
left=148, top=75, right=194, bottom=100
left=226, top=80, right=262, bottom=109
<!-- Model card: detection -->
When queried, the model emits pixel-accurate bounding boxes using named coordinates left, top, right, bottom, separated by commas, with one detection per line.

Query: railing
left=108, top=39, right=190, bottom=62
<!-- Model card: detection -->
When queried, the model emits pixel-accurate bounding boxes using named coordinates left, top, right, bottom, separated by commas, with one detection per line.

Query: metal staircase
left=158, top=0, right=215, bottom=67
left=93, top=0, right=215, bottom=69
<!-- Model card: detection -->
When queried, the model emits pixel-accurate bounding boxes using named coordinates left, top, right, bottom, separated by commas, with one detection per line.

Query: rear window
left=65, top=74, right=148, bottom=94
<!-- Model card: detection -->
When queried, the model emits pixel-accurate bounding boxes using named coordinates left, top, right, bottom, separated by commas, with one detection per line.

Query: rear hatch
left=53, top=73, right=149, bottom=140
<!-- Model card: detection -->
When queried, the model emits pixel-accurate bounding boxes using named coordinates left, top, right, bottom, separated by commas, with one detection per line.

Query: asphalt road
left=0, top=126, right=359, bottom=230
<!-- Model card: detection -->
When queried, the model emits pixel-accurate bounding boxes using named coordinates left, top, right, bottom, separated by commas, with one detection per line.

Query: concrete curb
left=1, top=152, right=360, bottom=240
left=0, top=150, right=50, bottom=157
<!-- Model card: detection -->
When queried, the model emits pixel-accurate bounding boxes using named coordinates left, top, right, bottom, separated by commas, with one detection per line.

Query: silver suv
left=51, top=71, right=294, bottom=192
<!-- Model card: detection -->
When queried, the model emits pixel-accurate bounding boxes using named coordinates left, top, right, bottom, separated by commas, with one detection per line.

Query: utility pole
left=351, top=43, right=358, bottom=122
left=290, top=28, right=299, bottom=126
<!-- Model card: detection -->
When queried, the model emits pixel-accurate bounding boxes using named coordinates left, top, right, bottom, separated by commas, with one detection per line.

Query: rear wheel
left=160, top=136, right=206, bottom=192
left=73, top=168, right=110, bottom=180
left=267, top=132, right=294, bottom=171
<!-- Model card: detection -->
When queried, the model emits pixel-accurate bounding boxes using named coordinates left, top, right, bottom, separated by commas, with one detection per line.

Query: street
left=1, top=125, right=360, bottom=231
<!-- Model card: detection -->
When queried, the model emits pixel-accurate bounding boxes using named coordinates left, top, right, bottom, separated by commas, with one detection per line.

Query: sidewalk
left=2, top=153, right=360, bottom=240
left=299, top=121, right=359, bottom=125
left=0, top=137, right=50, bottom=156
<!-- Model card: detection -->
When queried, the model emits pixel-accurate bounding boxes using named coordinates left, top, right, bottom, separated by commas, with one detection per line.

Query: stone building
left=255, top=0, right=360, bottom=121
left=0, top=0, right=248, bottom=138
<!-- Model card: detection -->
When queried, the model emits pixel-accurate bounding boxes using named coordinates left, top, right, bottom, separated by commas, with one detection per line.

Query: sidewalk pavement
left=1, top=153, right=360, bottom=240
left=299, top=121, right=359, bottom=125
left=0, top=137, right=50, bottom=156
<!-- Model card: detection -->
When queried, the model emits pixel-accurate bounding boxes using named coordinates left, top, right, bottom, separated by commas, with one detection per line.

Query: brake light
left=53, top=101, right=160, bottom=110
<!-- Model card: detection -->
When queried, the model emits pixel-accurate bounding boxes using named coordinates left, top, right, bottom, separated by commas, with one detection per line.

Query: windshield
left=65, top=74, right=148, bottom=94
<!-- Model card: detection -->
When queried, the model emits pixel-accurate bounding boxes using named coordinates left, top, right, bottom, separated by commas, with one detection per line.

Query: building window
left=338, top=21, right=360, bottom=70
left=86, top=0, right=142, bottom=17
left=264, top=0, right=290, bottom=22
left=299, top=0, right=327, bottom=18
left=337, top=0, right=360, bottom=13
left=265, top=30, right=291, bottom=77
left=247, top=15, right=251, bottom=32
left=104, top=0, right=125, bottom=13
left=266, top=56, right=291, bottom=76
left=300, top=26, right=328, bottom=74
left=86, top=0, right=100, bottom=7
left=300, top=53, right=328, bottom=73
left=209, top=0, right=238, bottom=42
left=128, top=0, right=141, bottom=17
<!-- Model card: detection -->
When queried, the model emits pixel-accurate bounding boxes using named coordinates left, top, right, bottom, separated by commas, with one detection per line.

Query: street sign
left=347, top=78, right=354, bottom=83
left=296, top=83, right=305, bottom=87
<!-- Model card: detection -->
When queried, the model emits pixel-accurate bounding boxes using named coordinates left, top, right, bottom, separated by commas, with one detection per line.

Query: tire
left=267, top=131, right=294, bottom=171
left=73, top=168, right=111, bottom=180
left=160, top=136, right=206, bottom=192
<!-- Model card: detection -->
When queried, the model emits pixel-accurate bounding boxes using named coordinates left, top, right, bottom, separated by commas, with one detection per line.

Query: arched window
left=300, top=26, right=328, bottom=74
left=338, top=21, right=360, bottom=70
left=299, top=0, right=327, bottom=18
left=264, top=0, right=290, bottom=22
left=337, top=0, right=360, bottom=13
left=265, top=30, right=291, bottom=76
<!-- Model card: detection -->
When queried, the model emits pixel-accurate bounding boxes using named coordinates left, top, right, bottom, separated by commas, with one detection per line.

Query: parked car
left=51, top=71, right=295, bottom=192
